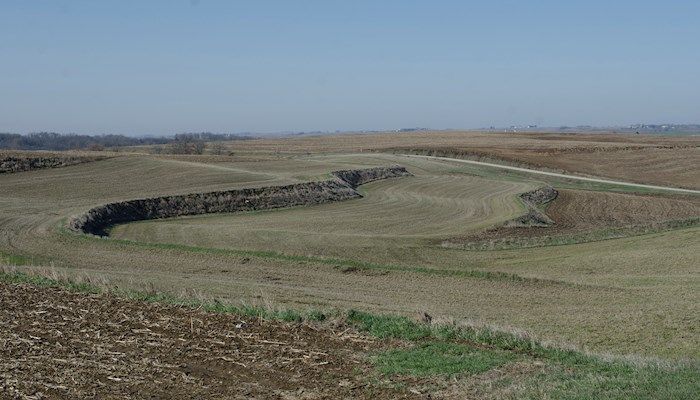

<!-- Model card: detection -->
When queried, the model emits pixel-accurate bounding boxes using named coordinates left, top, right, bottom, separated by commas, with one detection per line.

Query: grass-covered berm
left=0, top=142, right=698, bottom=367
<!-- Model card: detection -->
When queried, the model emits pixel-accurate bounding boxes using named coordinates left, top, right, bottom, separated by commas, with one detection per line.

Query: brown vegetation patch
left=228, top=131, right=698, bottom=155
left=387, top=145, right=700, bottom=190
left=546, top=190, right=700, bottom=230
left=0, top=282, right=421, bottom=399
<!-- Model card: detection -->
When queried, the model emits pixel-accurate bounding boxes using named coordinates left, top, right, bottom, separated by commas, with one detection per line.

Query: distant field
left=217, top=130, right=699, bottom=189
left=1, top=132, right=699, bottom=363
left=402, top=146, right=700, bottom=190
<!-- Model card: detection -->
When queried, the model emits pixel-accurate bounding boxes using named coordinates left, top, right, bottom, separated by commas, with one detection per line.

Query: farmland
left=222, top=131, right=700, bottom=189
left=1, top=131, right=699, bottom=398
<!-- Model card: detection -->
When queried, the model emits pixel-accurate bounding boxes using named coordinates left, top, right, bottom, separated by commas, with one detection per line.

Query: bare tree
left=211, top=142, right=226, bottom=155
left=170, top=134, right=205, bottom=154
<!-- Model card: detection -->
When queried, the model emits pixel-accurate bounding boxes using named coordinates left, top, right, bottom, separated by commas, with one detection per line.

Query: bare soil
left=0, top=282, right=422, bottom=399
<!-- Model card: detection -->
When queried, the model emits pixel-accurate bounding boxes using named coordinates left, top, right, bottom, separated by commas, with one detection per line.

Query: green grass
left=0, top=250, right=38, bottom=266
left=0, top=268, right=101, bottom=293
left=521, top=362, right=700, bottom=400
left=374, top=342, right=515, bottom=376
left=346, top=310, right=548, bottom=354
left=346, top=310, right=700, bottom=399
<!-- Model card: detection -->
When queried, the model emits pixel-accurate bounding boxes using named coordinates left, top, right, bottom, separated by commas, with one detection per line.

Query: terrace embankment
left=1, top=152, right=108, bottom=173
left=503, top=186, right=558, bottom=227
left=69, top=166, right=411, bottom=236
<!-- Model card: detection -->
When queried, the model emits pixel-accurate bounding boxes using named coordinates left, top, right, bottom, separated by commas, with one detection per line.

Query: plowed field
left=0, top=281, right=422, bottom=399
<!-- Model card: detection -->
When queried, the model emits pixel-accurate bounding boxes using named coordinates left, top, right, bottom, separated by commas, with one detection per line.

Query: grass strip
left=0, top=250, right=35, bottom=266
left=374, top=342, right=516, bottom=377
left=346, top=310, right=700, bottom=398
left=112, top=239, right=598, bottom=288
left=56, top=221, right=587, bottom=287
left=450, top=218, right=700, bottom=251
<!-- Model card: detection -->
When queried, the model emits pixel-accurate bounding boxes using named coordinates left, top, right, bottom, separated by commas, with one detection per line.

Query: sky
left=1, top=1, right=699, bottom=135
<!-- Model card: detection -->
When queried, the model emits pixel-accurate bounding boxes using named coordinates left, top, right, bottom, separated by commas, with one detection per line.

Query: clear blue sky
left=2, top=1, right=699, bottom=135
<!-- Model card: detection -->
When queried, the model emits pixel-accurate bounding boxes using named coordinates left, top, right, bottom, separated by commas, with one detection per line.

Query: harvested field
left=1, top=149, right=699, bottom=361
left=222, top=131, right=698, bottom=155
left=213, top=130, right=699, bottom=189
left=0, top=281, right=420, bottom=399
left=389, top=146, right=700, bottom=190
left=528, top=146, right=700, bottom=190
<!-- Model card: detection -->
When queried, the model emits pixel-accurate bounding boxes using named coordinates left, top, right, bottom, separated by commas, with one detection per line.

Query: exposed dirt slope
left=0, top=282, right=420, bottom=399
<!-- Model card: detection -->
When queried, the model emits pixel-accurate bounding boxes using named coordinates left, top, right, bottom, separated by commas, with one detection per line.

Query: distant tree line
left=0, top=132, right=252, bottom=152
